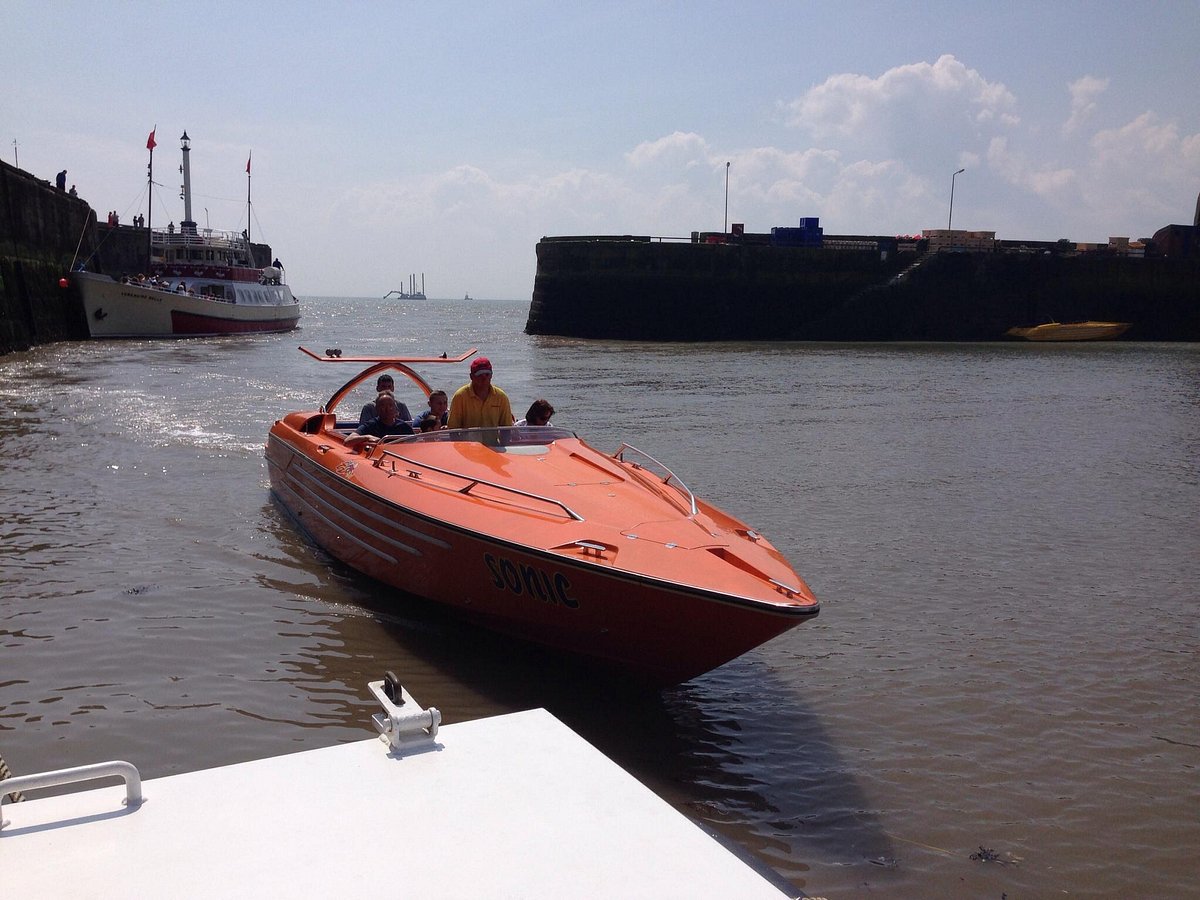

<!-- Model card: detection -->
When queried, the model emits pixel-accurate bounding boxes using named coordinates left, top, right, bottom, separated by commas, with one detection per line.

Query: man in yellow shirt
left=447, top=356, right=515, bottom=429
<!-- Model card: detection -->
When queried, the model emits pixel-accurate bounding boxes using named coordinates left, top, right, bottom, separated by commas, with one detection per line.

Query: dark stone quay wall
left=525, top=237, right=1200, bottom=342
left=0, top=159, right=97, bottom=352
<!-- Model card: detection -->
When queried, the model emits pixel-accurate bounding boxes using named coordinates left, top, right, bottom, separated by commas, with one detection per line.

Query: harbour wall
left=525, top=238, right=1200, bottom=341
left=0, top=159, right=96, bottom=353
left=0, top=158, right=275, bottom=356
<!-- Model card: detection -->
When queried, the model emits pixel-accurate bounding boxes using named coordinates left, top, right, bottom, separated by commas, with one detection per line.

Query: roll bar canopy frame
left=297, top=346, right=477, bottom=415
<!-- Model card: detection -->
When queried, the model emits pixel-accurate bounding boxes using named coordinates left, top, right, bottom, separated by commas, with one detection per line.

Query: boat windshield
left=384, top=425, right=576, bottom=449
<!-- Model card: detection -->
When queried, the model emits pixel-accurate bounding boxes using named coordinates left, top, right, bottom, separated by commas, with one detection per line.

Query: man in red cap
left=446, top=356, right=515, bottom=429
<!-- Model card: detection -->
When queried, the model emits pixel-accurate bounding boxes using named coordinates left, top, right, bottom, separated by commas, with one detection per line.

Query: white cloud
left=1064, top=75, right=1109, bottom=135
left=986, top=137, right=1076, bottom=196
left=625, top=132, right=710, bottom=168
left=1091, top=112, right=1191, bottom=165
left=1081, top=112, right=1200, bottom=227
left=785, top=54, right=1019, bottom=154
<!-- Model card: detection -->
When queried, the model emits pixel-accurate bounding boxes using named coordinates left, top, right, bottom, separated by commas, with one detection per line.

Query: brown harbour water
left=1, top=297, right=1197, bottom=897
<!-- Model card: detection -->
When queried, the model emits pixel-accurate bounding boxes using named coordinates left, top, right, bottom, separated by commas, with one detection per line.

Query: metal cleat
left=367, top=672, right=441, bottom=753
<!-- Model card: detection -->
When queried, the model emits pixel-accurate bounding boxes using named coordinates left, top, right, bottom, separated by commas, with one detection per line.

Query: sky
left=4, top=1, right=1199, bottom=299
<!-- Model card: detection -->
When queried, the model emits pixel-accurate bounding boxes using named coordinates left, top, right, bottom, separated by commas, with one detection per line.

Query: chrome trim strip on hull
left=283, top=456, right=451, bottom=556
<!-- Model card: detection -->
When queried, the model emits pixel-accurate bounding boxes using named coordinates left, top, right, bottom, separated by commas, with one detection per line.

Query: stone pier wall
left=525, top=238, right=1200, bottom=341
left=0, top=159, right=96, bottom=353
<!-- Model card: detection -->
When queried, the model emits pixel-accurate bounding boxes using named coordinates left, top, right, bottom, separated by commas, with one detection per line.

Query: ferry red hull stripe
left=170, top=310, right=300, bottom=335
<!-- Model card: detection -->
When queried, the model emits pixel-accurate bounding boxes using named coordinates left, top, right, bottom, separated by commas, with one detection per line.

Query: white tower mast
left=180, top=131, right=196, bottom=234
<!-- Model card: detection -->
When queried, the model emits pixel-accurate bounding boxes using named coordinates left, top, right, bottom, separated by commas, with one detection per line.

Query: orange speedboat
left=266, top=348, right=820, bottom=684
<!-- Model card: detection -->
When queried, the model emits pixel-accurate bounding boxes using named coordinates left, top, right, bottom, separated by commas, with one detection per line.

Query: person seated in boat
left=176, top=281, right=188, bottom=294
left=345, top=392, right=414, bottom=448
left=515, top=399, right=554, bottom=427
left=359, top=374, right=412, bottom=427
left=411, top=390, right=449, bottom=432
left=447, top=357, right=514, bottom=429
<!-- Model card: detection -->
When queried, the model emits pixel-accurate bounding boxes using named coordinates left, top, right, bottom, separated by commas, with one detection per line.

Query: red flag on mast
left=146, top=128, right=157, bottom=151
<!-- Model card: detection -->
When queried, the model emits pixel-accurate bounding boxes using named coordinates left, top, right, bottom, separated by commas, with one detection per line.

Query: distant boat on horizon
left=464, top=292, right=471, bottom=301
left=384, top=272, right=426, bottom=300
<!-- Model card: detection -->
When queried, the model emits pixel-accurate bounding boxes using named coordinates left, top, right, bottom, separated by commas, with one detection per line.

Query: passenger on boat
left=359, top=375, right=412, bottom=427
left=345, top=393, right=414, bottom=448
left=411, top=390, right=449, bottom=431
left=515, top=399, right=555, bottom=427
left=447, top=357, right=514, bottom=429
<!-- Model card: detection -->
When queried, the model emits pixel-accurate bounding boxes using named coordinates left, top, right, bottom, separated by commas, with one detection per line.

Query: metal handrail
left=613, top=443, right=697, bottom=517
left=375, top=447, right=585, bottom=522
left=0, top=761, right=143, bottom=828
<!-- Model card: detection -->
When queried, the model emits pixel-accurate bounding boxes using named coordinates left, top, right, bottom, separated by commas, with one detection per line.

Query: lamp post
left=948, top=167, right=965, bottom=237
left=724, top=161, right=730, bottom=233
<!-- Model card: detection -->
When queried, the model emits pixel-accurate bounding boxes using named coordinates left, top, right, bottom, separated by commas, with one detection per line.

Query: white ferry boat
left=73, top=131, right=300, bottom=338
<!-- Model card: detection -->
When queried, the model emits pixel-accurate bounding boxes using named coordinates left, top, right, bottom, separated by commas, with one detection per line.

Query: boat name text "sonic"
left=484, top=554, right=579, bottom=609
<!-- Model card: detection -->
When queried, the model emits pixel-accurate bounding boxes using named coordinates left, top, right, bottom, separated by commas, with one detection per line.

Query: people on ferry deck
left=412, top=390, right=449, bottom=431
left=345, top=393, right=414, bottom=448
left=515, top=399, right=555, bottom=427
left=359, top=374, right=412, bottom=427
left=447, top=357, right=514, bottom=429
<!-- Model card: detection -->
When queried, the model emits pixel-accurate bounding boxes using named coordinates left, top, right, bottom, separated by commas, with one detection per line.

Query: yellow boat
left=1005, top=321, right=1131, bottom=341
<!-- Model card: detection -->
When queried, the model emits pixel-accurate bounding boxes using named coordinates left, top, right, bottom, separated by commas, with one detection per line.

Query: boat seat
left=301, top=413, right=336, bottom=435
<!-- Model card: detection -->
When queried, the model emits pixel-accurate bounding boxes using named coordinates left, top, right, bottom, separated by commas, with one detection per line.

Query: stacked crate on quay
left=771, top=217, right=824, bottom=248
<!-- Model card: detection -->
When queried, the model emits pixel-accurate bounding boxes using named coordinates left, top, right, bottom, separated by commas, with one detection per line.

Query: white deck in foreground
left=2, top=699, right=789, bottom=898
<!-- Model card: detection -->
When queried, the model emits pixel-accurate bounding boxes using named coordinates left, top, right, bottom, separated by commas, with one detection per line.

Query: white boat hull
left=76, top=271, right=300, bottom=338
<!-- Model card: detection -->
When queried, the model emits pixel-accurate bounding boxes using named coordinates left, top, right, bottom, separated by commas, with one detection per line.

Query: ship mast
left=146, top=127, right=156, bottom=265
left=180, top=131, right=196, bottom=235
left=245, top=151, right=252, bottom=248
